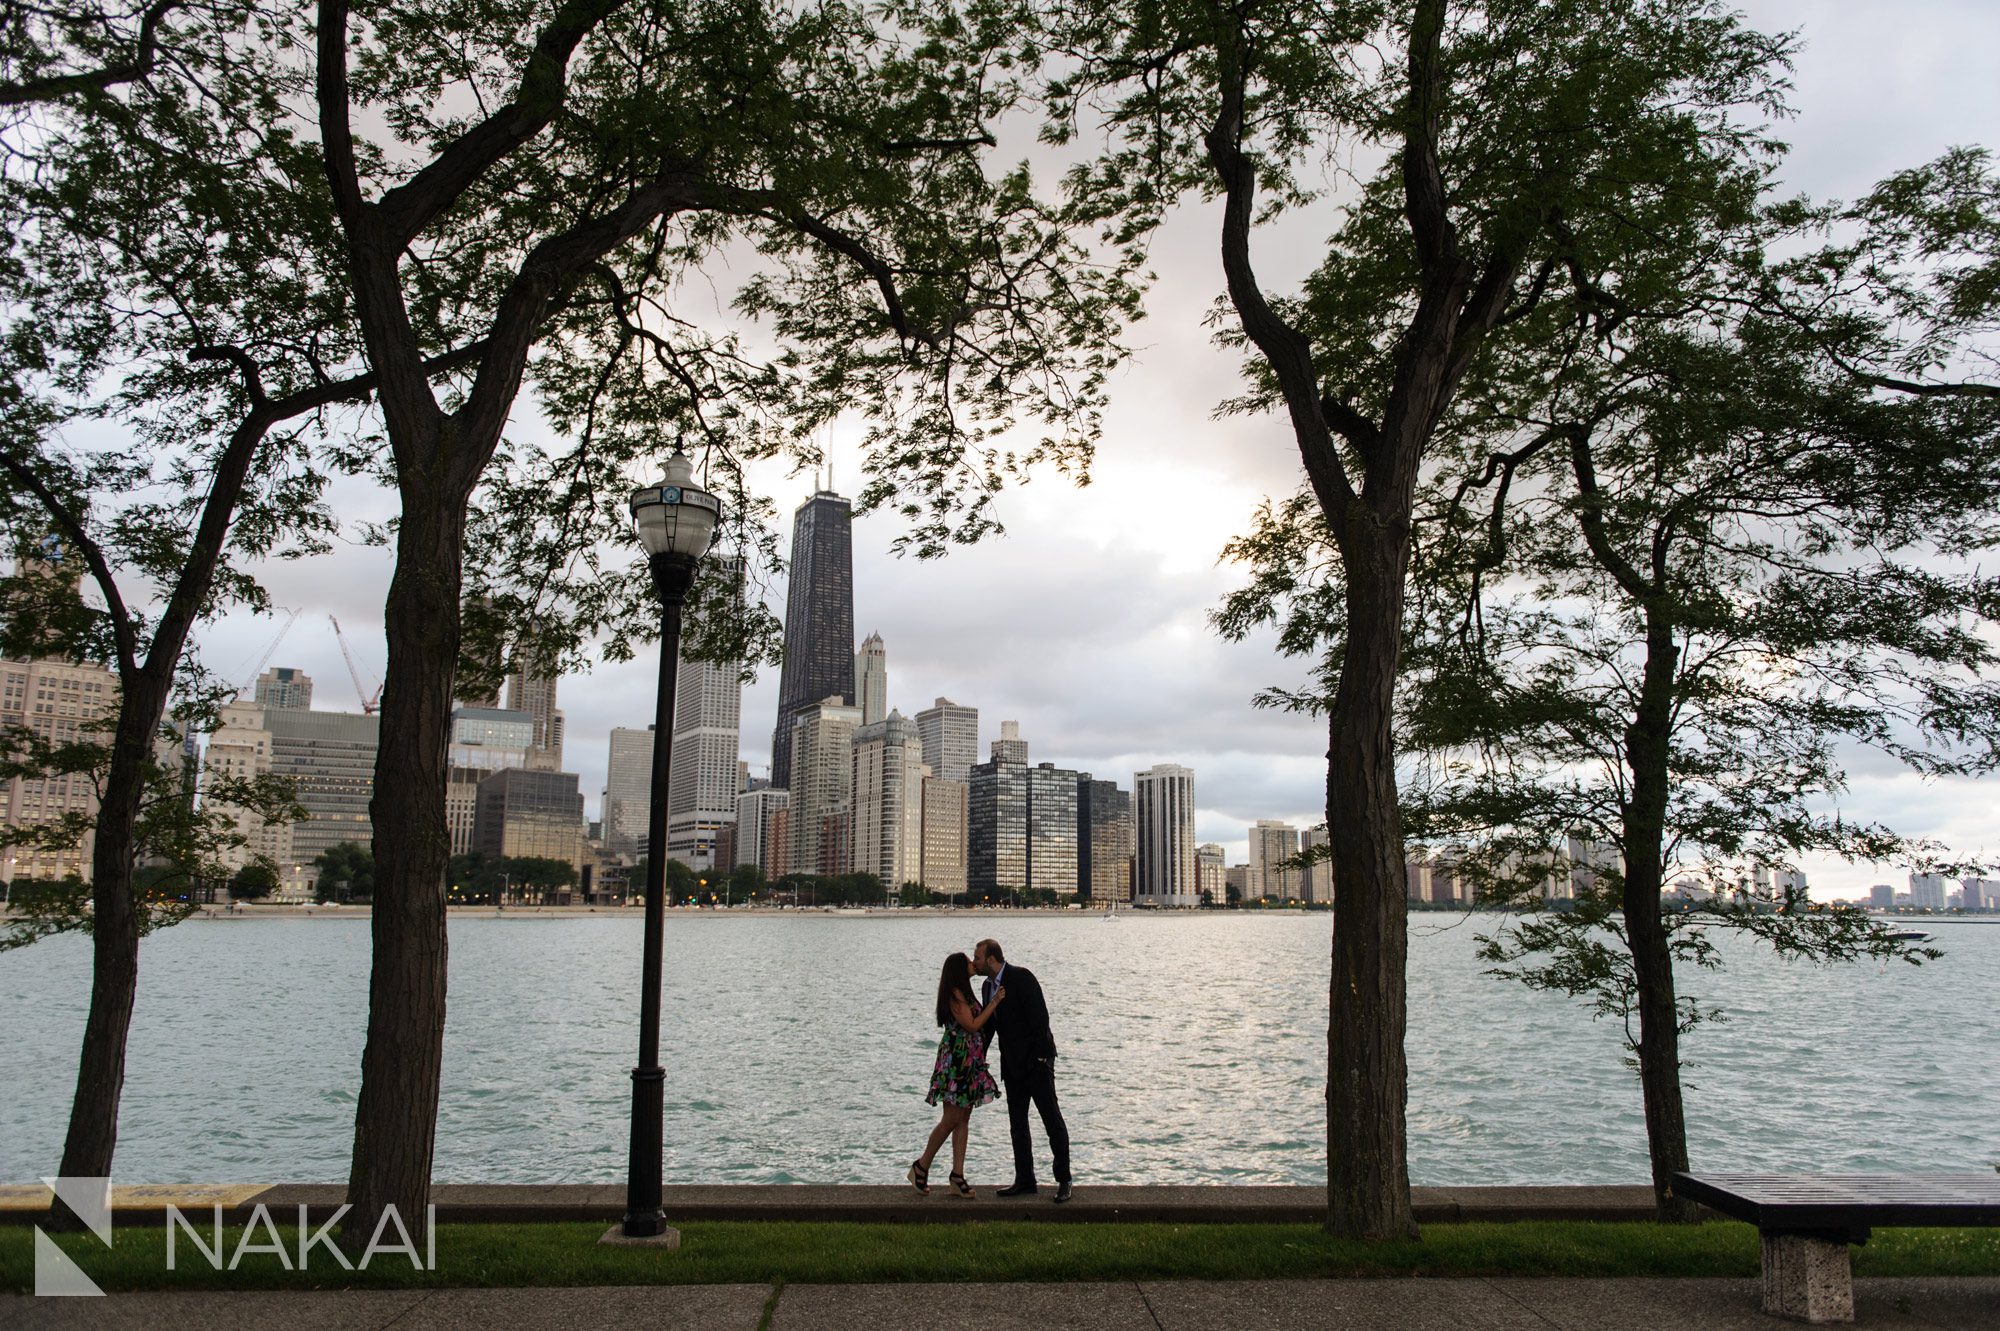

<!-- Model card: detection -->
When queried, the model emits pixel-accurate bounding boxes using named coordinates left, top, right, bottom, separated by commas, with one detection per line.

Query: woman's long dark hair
left=935, top=952, right=976, bottom=1027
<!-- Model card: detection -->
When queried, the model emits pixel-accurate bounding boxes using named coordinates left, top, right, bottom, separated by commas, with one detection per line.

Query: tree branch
left=1401, top=0, right=1455, bottom=278
left=453, top=172, right=707, bottom=478
left=0, top=0, right=181, bottom=107
left=1568, top=431, right=1655, bottom=603
left=373, top=0, right=629, bottom=248
left=316, top=0, right=446, bottom=452
left=1201, top=36, right=1356, bottom=523
left=0, top=449, right=140, bottom=675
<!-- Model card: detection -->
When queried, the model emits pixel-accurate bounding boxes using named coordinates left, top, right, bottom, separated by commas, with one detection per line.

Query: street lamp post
left=607, top=450, right=720, bottom=1247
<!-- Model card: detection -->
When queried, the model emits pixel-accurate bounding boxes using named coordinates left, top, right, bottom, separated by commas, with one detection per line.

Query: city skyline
left=158, top=1, right=2000, bottom=887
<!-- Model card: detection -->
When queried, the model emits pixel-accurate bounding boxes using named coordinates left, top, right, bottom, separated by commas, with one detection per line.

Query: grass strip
left=1, top=1220, right=1995, bottom=1294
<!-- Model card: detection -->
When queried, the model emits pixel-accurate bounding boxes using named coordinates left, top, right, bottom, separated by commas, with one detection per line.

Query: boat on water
left=1879, top=925, right=1933, bottom=942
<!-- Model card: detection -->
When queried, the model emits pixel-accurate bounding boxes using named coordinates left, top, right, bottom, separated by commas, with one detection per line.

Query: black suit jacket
left=982, top=964, right=1056, bottom=1076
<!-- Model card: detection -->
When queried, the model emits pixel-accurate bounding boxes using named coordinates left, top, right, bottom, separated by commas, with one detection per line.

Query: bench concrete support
left=1760, top=1232, right=1853, bottom=1323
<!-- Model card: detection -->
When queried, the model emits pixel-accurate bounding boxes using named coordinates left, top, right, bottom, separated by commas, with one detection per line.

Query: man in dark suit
left=973, top=937, right=1071, bottom=1201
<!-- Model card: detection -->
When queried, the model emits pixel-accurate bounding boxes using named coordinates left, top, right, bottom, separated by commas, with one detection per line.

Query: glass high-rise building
left=601, top=725, right=654, bottom=856
left=666, top=560, right=745, bottom=871
left=970, top=755, right=1081, bottom=899
left=771, top=489, right=854, bottom=788
left=1025, top=761, right=1080, bottom=896
left=1077, top=775, right=1133, bottom=905
left=968, top=757, right=1028, bottom=897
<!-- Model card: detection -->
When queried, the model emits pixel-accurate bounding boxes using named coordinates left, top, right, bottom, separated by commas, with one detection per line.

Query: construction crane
left=328, top=615, right=385, bottom=714
left=233, top=607, right=302, bottom=700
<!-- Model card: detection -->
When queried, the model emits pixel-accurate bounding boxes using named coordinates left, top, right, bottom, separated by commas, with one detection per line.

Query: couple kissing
left=908, top=938, right=1071, bottom=1203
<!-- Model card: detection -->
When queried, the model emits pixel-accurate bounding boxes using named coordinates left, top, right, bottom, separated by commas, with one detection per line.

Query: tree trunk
left=46, top=679, right=167, bottom=1228
left=342, top=474, right=464, bottom=1253
left=1324, top=518, right=1418, bottom=1240
left=1622, top=612, right=1697, bottom=1222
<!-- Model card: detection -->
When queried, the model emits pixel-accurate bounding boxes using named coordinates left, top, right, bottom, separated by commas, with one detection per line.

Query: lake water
left=3, top=913, right=1995, bottom=1187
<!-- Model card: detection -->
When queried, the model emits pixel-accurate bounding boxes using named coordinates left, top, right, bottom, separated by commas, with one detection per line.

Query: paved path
left=4, top=1278, right=1998, bottom=1330
left=0, top=1279, right=1992, bottom=1327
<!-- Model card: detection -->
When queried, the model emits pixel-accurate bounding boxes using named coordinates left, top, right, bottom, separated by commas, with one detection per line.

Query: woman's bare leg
left=950, top=1105, right=971, bottom=1176
left=919, top=1111, right=955, bottom=1170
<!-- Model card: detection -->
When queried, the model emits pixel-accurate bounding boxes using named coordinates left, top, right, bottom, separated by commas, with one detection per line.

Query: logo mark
left=34, top=1176, right=111, bottom=1297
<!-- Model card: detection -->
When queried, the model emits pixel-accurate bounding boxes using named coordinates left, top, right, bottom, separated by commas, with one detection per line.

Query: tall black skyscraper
left=771, top=488, right=854, bottom=788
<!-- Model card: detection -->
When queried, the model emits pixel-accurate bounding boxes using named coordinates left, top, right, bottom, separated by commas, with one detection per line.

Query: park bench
left=1669, top=1171, right=2000, bottom=1324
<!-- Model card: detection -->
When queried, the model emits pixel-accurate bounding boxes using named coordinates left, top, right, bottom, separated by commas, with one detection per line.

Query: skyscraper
left=969, top=752, right=1080, bottom=899
left=265, top=707, right=380, bottom=875
left=850, top=710, right=924, bottom=886
left=1134, top=763, right=1196, bottom=907
left=786, top=696, right=861, bottom=877
left=505, top=666, right=563, bottom=771
left=1301, top=824, right=1333, bottom=903
left=771, top=489, right=854, bottom=788
left=1077, top=775, right=1133, bottom=905
left=736, top=786, right=789, bottom=875
left=916, top=697, right=978, bottom=784
left=1196, top=842, right=1226, bottom=904
left=253, top=666, right=314, bottom=710
left=968, top=754, right=1028, bottom=897
left=202, top=698, right=286, bottom=878
left=0, top=549, right=117, bottom=884
left=1026, top=761, right=1080, bottom=896
left=665, top=586, right=745, bottom=869
left=854, top=632, right=887, bottom=726
left=920, top=775, right=968, bottom=895
left=446, top=706, right=533, bottom=855
left=472, top=767, right=585, bottom=878
left=0, top=654, right=117, bottom=884
left=601, top=726, right=655, bottom=856
left=1248, top=819, right=1301, bottom=900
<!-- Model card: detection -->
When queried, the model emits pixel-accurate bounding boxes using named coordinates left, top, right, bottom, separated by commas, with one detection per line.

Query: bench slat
left=1672, top=1172, right=2000, bottom=1233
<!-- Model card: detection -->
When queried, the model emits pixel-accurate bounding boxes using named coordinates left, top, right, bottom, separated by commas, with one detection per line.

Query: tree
left=1051, top=0, right=1791, bottom=1238
left=227, top=861, right=280, bottom=901
left=447, top=852, right=505, bottom=904
left=298, top=0, right=1143, bottom=1246
left=314, top=843, right=376, bottom=904
left=664, top=858, right=698, bottom=902
left=1, top=0, right=388, bottom=1228
left=1386, top=152, right=2000, bottom=1218
left=729, top=863, right=767, bottom=902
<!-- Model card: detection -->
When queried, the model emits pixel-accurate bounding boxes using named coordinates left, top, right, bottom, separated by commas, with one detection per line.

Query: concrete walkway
left=0, top=1183, right=1665, bottom=1227
left=5, top=1277, right=1998, bottom=1330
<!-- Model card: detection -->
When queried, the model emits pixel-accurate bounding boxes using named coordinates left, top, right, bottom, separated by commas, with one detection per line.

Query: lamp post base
left=599, top=1224, right=681, bottom=1249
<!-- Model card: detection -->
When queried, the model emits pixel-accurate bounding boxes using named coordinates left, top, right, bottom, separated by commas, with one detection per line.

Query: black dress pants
left=1002, top=1059, right=1071, bottom=1186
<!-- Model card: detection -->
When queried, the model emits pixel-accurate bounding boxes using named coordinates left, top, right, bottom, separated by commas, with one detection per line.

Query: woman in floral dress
left=909, top=951, right=1004, bottom=1198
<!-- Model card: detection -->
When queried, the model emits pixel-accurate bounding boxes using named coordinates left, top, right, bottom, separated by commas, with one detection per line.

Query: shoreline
left=7, top=902, right=1995, bottom=921
left=178, top=904, right=1288, bottom=920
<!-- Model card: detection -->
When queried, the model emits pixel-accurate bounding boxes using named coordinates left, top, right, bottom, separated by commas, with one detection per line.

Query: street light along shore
left=603, top=449, right=720, bottom=1248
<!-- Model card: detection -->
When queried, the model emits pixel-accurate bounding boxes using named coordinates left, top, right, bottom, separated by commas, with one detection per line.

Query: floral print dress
left=926, top=1016, right=1001, bottom=1108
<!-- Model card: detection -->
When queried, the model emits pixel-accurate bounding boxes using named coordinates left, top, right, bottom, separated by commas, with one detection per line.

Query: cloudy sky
left=190, top=0, right=2000, bottom=893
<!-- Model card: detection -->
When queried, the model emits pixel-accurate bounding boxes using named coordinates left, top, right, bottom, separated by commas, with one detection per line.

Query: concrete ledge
left=0, top=1182, right=1667, bottom=1227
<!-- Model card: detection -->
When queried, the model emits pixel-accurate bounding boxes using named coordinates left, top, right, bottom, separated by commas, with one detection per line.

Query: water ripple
left=2, top=914, right=1995, bottom=1186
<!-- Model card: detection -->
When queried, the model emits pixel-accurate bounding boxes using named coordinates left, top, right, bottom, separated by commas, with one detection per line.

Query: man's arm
left=1019, top=969, right=1055, bottom=1061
